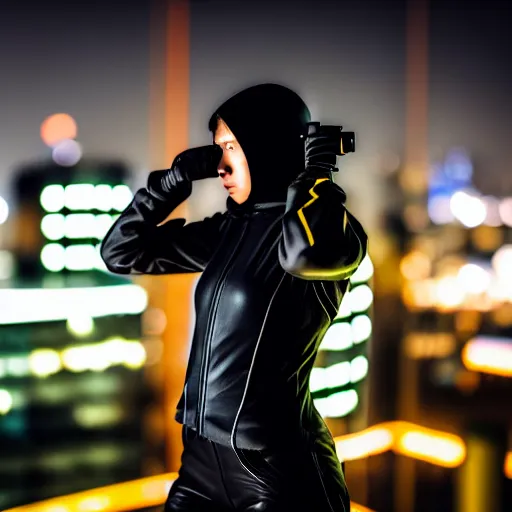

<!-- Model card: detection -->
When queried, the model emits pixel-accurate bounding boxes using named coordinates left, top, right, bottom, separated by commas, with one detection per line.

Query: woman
left=101, top=83, right=367, bottom=511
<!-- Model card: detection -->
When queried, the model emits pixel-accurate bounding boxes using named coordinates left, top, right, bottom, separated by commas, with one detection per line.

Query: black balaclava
left=208, top=83, right=311, bottom=208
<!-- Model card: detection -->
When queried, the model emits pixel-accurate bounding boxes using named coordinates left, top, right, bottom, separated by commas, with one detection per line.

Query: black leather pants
left=165, top=425, right=350, bottom=512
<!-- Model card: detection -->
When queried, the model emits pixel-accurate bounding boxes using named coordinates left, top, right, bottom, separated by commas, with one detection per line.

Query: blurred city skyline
left=1, top=0, right=511, bottom=229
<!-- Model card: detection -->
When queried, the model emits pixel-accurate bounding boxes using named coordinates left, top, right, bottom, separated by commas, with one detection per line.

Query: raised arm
left=100, top=145, right=224, bottom=275
left=278, top=132, right=368, bottom=281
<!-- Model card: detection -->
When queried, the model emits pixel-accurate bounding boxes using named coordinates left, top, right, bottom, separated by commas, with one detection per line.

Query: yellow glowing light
left=0, top=389, right=13, bottom=414
left=505, top=452, right=512, bottom=479
left=397, top=430, right=465, bottom=467
left=335, top=425, right=394, bottom=461
left=28, top=349, right=62, bottom=378
left=1, top=471, right=374, bottom=512
left=67, top=313, right=94, bottom=337
left=461, top=337, right=512, bottom=377
left=435, top=276, right=465, bottom=310
left=335, top=421, right=466, bottom=468
left=400, top=250, right=431, bottom=281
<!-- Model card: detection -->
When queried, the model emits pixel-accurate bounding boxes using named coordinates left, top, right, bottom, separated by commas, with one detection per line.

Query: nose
left=217, top=155, right=230, bottom=177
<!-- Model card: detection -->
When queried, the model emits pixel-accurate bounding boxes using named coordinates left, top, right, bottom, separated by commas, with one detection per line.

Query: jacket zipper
left=196, top=218, right=249, bottom=436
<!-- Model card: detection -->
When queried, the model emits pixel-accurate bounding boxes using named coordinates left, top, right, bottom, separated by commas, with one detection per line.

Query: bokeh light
left=0, top=196, right=9, bottom=224
left=40, top=113, right=77, bottom=147
left=52, top=139, right=83, bottom=167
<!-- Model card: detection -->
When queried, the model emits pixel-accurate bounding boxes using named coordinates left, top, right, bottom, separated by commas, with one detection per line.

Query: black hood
left=208, top=83, right=311, bottom=207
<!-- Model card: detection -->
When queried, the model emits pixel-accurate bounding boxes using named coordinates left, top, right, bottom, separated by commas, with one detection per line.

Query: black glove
left=148, top=145, right=222, bottom=197
left=305, top=134, right=338, bottom=173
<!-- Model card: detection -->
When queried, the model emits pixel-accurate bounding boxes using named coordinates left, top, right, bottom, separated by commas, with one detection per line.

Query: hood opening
left=208, top=83, right=311, bottom=206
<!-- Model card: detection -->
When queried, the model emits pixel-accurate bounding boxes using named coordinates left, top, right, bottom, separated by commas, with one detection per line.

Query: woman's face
left=214, top=118, right=251, bottom=204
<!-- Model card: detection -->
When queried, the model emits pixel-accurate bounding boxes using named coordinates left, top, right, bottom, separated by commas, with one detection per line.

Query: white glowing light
left=111, top=185, right=133, bottom=211
left=350, top=255, right=374, bottom=284
left=450, top=191, right=487, bottom=228
left=349, top=285, right=373, bottom=313
left=40, top=243, right=66, bottom=272
left=319, top=322, right=353, bottom=351
left=94, top=185, right=113, bottom=211
left=0, top=196, right=9, bottom=224
left=52, top=139, right=82, bottom=167
left=41, top=214, right=66, bottom=240
left=482, top=196, right=502, bottom=226
left=499, top=197, right=512, bottom=227
left=350, top=355, right=369, bottom=383
left=0, top=389, right=13, bottom=415
left=351, top=315, right=372, bottom=343
left=0, top=285, right=147, bottom=325
left=457, top=264, right=491, bottom=295
left=314, top=389, right=359, bottom=418
left=64, top=184, right=96, bottom=211
left=492, top=245, right=512, bottom=281
left=40, top=185, right=65, bottom=212
left=428, top=196, right=455, bottom=225
left=95, top=214, right=115, bottom=239
left=335, top=297, right=352, bottom=319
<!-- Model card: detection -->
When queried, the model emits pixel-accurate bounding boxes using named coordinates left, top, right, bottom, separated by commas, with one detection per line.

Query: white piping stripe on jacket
left=230, top=272, right=286, bottom=484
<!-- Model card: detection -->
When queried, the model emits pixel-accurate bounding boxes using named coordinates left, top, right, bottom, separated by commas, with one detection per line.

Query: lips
left=224, top=184, right=235, bottom=190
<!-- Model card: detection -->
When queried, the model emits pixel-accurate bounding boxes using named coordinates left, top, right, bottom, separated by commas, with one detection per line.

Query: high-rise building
left=0, top=159, right=153, bottom=509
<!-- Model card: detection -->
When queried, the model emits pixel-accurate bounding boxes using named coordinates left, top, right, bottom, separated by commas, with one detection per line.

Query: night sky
left=1, top=0, right=511, bottom=229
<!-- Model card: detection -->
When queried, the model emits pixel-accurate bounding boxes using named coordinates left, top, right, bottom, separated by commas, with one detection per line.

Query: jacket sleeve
left=100, top=173, right=224, bottom=275
left=278, top=172, right=368, bottom=281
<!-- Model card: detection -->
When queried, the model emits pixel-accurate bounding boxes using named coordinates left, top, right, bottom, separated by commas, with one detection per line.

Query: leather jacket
left=100, top=84, right=368, bottom=452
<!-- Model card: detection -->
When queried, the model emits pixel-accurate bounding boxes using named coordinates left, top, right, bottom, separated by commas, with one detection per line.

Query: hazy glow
left=0, top=196, right=9, bottom=224
left=0, top=250, right=14, bottom=280
left=111, top=185, right=133, bottom=211
left=462, top=336, right=512, bottom=377
left=94, top=185, right=113, bottom=211
left=0, top=285, right=147, bottom=324
left=349, top=284, right=373, bottom=312
left=398, top=430, right=465, bottom=467
left=40, top=243, right=66, bottom=272
left=499, top=197, right=512, bottom=227
left=492, top=245, right=512, bottom=281
left=65, top=184, right=96, bottom=210
left=52, top=139, right=82, bottom=167
left=435, top=276, right=465, bottom=309
left=400, top=251, right=431, bottom=281
left=350, top=254, right=374, bottom=284
left=319, top=322, right=353, bottom=351
left=314, top=389, right=358, bottom=418
left=67, top=313, right=94, bottom=337
left=41, top=243, right=105, bottom=272
left=457, top=264, right=491, bottom=294
left=310, top=356, right=369, bottom=392
left=40, top=113, right=77, bottom=147
left=350, top=355, right=369, bottom=382
left=335, top=297, right=352, bottom=319
left=351, top=315, right=372, bottom=343
left=40, top=184, right=65, bottom=212
left=0, top=389, right=13, bottom=414
left=450, top=191, right=487, bottom=228
left=428, top=196, right=454, bottom=225
left=335, top=426, right=393, bottom=461
left=29, top=349, right=62, bottom=378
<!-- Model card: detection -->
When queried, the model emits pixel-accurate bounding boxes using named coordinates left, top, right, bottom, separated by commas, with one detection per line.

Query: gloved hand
left=148, top=145, right=222, bottom=197
left=304, top=134, right=338, bottom=173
